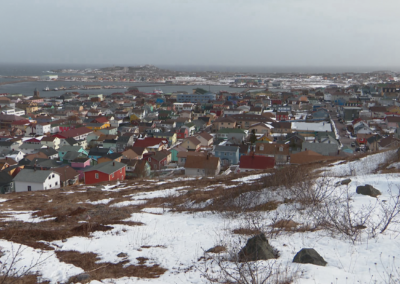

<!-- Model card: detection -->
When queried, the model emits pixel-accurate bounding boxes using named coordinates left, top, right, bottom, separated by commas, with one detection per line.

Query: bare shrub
left=0, top=244, right=51, bottom=284
left=199, top=237, right=299, bottom=284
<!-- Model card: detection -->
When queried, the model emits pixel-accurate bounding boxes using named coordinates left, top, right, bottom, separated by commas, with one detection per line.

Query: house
left=83, top=161, right=126, bottom=184
left=276, top=112, right=289, bottom=121
left=40, top=136, right=60, bottom=150
left=71, top=157, right=92, bottom=181
left=379, top=135, right=400, bottom=149
left=366, top=135, right=381, bottom=151
left=248, top=123, right=273, bottom=136
left=58, top=146, right=88, bottom=162
left=182, top=137, right=202, bottom=151
left=214, top=145, right=240, bottom=166
left=176, top=128, right=189, bottom=140
left=216, top=129, right=247, bottom=144
left=170, top=145, right=187, bottom=163
left=184, top=155, right=220, bottom=177
left=13, top=169, right=60, bottom=192
left=301, top=134, right=339, bottom=155
left=88, top=148, right=114, bottom=163
left=19, top=143, right=44, bottom=155
left=122, top=147, right=147, bottom=160
left=53, top=166, right=80, bottom=187
left=116, top=135, right=134, bottom=152
left=132, top=138, right=168, bottom=152
left=38, top=147, right=59, bottom=159
left=0, top=171, right=14, bottom=193
left=36, top=123, right=51, bottom=136
left=145, top=150, right=171, bottom=170
left=54, top=127, right=93, bottom=140
left=98, top=153, right=123, bottom=164
left=121, top=159, right=151, bottom=178
left=153, top=132, right=177, bottom=146
left=212, top=116, right=236, bottom=132
left=385, top=116, right=400, bottom=129
left=254, top=143, right=290, bottom=165
left=238, top=155, right=275, bottom=172
left=0, top=140, right=21, bottom=153
left=195, top=132, right=214, bottom=147
left=230, top=114, right=273, bottom=130
left=177, top=151, right=206, bottom=167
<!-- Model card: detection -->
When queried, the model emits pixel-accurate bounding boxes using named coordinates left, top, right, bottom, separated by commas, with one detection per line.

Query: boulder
left=68, top=273, right=91, bottom=283
left=87, top=187, right=102, bottom=192
left=293, top=248, right=327, bottom=266
left=356, top=184, right=381, bottom=197
left=117, top=252, right=128, bottom=258
left=238, top=233, right=277, bottom=262
left=341, top=179, right=351, bottom=185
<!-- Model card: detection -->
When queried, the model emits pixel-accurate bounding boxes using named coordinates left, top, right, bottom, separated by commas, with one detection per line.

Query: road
left=326, top=104, right=355, bottom=149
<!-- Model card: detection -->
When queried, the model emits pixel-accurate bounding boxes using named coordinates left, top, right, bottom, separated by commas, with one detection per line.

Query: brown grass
left=206, top=245, right=226, bottom=253
left=232, top=228, right=262, bottom=235
left=56, top=250, right=166, bottom=281
left=0, top=274, right=50, bottom=284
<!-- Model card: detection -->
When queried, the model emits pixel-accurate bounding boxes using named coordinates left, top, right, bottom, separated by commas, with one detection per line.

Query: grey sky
left=1, top=0, right=399, bottom=67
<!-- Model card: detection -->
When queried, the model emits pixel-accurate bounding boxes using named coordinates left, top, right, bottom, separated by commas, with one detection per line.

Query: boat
left=43, top=86, right=50, bottom=91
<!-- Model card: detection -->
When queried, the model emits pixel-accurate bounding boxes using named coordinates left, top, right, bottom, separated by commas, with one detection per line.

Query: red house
left=143, top=150, right=171, bottom=170
left=276, top=112, right=289, bottom=121
left=238, top=155, right=275, bottom=173
left=176, top=128, right=189, bottom=139
left=84, top=161, right=126, bottom=185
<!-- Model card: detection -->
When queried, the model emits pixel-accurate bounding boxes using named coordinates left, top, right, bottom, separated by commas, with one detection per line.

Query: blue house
left=58, top=146, right=88, bottom=162
left=214, top=145, right=240, bottom=166
left=88, top=148, right=114, bottom=165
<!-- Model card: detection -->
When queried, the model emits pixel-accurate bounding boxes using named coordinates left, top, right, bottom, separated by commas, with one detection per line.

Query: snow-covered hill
left=0, top=150, right=400, bottom=284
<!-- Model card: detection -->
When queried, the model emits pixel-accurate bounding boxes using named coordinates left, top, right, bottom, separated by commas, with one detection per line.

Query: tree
left=250, top=129, right=257, bottom=144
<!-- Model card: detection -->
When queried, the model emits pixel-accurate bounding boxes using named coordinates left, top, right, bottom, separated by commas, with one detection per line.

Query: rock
left=87, top=187, right=102, bottom=192
left=238, top=233, right=277, bottom=262
left=68, top=273, right=91, bottom=283
left=62, top=239, right=67, bottom=243
left=341, top=179, right=351, bottom=185
left=293, top=248, right=327, bottom=266
left=356, top=184, right=381, bottom=197
left=117, top=252, right=128, bottom=258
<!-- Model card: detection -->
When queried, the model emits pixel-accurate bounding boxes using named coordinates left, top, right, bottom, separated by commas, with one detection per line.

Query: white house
left=13, top=169, right=60, bottom=192
left=36, top=123, right=51, bottom=136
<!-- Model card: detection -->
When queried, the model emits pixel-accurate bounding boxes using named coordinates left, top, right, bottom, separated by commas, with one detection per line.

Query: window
left=95, top=173, right=99, bottom=179
left=52, top=174, right=55, bottom=178
left=48, top=176, right=51, bottom=180
left=27, top=186, right=31, bottom=191
left=112, top=173, right=114, bottom=178
left=55, top=182, right=58, bottom=186
left=120, top=169, right=122, bottom=174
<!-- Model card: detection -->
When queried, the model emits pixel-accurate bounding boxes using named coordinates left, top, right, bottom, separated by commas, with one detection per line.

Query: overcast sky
left=1, top=0, right=399, bottom=68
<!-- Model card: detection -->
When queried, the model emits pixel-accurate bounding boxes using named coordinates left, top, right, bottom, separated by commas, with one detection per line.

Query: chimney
left=113, top=162, right=115, bottom=166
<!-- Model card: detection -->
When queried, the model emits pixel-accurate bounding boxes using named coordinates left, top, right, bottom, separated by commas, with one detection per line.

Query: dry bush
left=232, top=228, right=263, bottom=236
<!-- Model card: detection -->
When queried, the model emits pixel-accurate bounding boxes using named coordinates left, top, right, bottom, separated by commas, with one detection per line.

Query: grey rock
left=356, top=184, right=381, bottom=197
left=87, top=187, right=102, bottom=192
left=238, top=233, right=277, bottom=262
left=117, top=252, right=128, bottom=257
left=341, top=179, right=351, bottom=185
left=293, top=248, right=327, bottom=266
left=68, top=273, right=91, bottom=283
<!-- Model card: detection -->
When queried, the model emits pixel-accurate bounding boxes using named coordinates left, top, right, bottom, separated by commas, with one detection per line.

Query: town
left=0, top=65, right=399, bottom=193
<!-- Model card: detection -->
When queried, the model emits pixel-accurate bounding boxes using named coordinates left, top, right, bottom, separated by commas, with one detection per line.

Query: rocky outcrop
left=356, top=184, right=381, bottom=197
left=293, top=248, right=327, bottom=266
left=238, top=233, right=277, bottom=262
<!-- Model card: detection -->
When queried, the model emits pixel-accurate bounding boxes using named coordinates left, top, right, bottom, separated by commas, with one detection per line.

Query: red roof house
left=238, top=155, right=275, bottom=172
